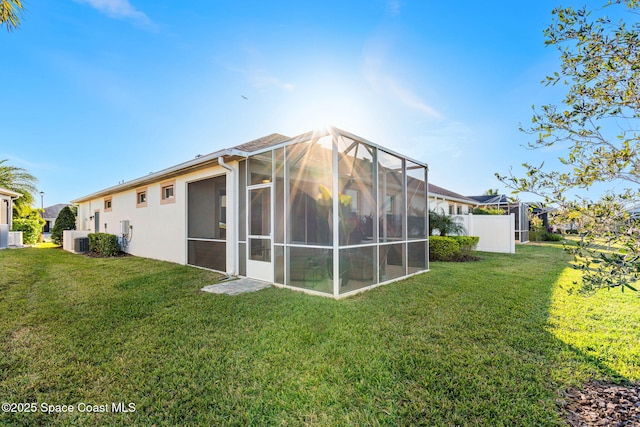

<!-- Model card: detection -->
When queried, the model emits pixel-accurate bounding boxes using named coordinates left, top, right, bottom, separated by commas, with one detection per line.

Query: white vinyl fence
left=452, top=213, right=515, bottom=254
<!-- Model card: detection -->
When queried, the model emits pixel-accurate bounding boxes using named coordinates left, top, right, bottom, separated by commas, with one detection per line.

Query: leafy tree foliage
left=11, top=207, right=44, bottom=244
left=51, top=206, right=76, bottom=246
left=0, top=0, right=23, bottom=31
left=499, top=1, right=640, bottom=293
left=0, top=159, right=38, bottom=217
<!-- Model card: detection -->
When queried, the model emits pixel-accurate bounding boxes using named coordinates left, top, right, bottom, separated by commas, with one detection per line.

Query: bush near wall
left=429, top=236, right=480, bottom=261
left=529, top=230, right=563, bottom=242
left=451, top=236, right=480, bottom=257
left=88, top=233, right=120, bottom=257
left=12, top=218, right=43, bottom=245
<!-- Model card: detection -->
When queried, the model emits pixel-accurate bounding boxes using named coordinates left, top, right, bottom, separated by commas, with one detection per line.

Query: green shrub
left=88, top=233, right=120, bottom=256
left=451, top=236, right=480, bottom=256
left=529, top=231, right=563, bottom=242
left=51, top=206, right=76, bottom=246
left=471, top=207, right=504, bottom=215
left=429, top=236, right=461, bottom=261
left=546, top=232, right=563, bottom=242
left=12, top=218, right=44, bottom=245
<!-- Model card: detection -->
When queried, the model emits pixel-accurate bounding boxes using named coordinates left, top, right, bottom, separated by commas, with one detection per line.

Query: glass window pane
left=339, top=246, right=376, bottom=294
left=337, top=136, right=376, bottom=245
left=250, top=187, right=270, bottom=236
left=287, top=246, right=332, bottom=294
left=379, top=243, right=405, bottom=282
left=408, top=241, right=428, bottom=274
left=249, top=152, right=272, bottom=185
left=287, top=135, right=333, bottom=246
left=407, top=161, right=427, bottom=239
left=378, top=151, right=404, bottom=242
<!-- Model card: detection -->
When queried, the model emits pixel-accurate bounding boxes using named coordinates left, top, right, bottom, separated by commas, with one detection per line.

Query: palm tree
left=1, top=0, right=23, bottom=32
left=0, top=159, right=38, bottom=215
left=429, top=209, right=466, bottom=236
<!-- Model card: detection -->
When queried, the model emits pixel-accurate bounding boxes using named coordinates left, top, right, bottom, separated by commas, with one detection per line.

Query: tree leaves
left=499, top=1, right=640, bottom=294
left=0, top=0, right=23, bottom=32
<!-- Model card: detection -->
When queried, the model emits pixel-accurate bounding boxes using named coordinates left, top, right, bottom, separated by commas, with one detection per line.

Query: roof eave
left=71, top=148, right=246, bottom=204
left=0, top=187, right=22, bottom=198
left=429, top=193, right=480, bottom=206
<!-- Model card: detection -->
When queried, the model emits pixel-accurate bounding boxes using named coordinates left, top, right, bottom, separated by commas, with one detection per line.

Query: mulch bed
left=558, top=381, right=640, bottom=426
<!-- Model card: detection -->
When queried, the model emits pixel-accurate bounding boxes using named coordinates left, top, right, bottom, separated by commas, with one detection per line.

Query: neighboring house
left=428, top=183, right=478, bottom=215
left=71, top=127, right=429, bottom=298
left=0, top=186, right=21, bottom=249
left=42, top=204, right=71, bottom=233
left=467, top=194, right=530, bottom=243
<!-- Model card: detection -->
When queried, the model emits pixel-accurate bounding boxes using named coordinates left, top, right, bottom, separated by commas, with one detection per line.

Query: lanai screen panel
left=286, top=135, right=334, bottom=293
left=187, top=175, right=226, bottom=272
left=263, top=129, right=429, bottom=297
left=407, top=161, right=428, bottom=240
left=378, top=151, right=404, bottom=242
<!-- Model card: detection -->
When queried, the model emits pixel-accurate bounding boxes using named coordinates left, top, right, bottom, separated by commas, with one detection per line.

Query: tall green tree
left=0, top=159, right=38, bottom=217
left=0, top=0, right=23, bottom=31
left=499, top=0, right=640, bottom=293
left=51, top=206, right=76, bottom=246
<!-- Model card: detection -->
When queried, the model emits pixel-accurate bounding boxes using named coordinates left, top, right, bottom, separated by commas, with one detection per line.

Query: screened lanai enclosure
left=234, top=128, right=429, bottom=297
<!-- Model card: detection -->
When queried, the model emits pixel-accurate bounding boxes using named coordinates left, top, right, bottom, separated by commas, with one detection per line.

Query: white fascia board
left=429, top=193, right=479, bottom=206
left=71, top=148, right=247, bottom=204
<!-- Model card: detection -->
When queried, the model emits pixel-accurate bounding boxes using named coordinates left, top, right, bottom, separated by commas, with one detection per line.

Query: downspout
left=218, top=156, right=237, bottom=276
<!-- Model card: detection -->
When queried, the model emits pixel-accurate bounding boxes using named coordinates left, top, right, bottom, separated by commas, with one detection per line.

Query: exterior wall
left=0, top=194, right=13, bottom=248
left=0, top=194, right=11, bottom=227
left=429, top=197, right=473, bottom=215
left=453, top=213, right=516, bottom=254
left=76, top=163, right=234, bottom=269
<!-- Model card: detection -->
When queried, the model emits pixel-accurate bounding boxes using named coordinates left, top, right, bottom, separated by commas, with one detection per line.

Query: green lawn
left=0, top=244, right=638, bottom=426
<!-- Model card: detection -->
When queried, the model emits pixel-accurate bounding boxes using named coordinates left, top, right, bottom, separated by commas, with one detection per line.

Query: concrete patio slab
left=201, top=278, right=271, bottom=296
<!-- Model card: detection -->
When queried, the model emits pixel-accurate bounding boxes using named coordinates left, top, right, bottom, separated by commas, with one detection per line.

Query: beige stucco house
left=71, top=127, right=429, bottom=298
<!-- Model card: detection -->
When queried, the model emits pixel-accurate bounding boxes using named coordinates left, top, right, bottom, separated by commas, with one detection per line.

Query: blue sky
left=1, top=0, right=575, bottom=206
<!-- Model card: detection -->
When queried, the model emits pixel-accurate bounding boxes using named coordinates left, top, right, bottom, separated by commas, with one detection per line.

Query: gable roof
left=71, top=127, right=428, bottom=204
left=43, top=203, right=70, bottom=219
left=428, top=183, right=478, bottom=205
left=232, top=133, right=290, bottom=152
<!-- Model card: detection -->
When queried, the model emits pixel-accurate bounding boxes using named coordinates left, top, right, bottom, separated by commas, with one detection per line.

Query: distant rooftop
left=232, top=133, right=290, bottom=152
left=43, top=203, right=70, bottom=219
left=428, top=183, right=478, bottom=204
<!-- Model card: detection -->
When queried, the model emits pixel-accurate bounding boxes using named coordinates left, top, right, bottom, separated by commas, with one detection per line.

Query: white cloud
left=227, top=65, right=295, bottom=92
left=363, top=52, right=443, bottom=121
left=248, top=68, right=295, bottom=92
left=386, top=0, right=402, bottom=15
left=74, top=0, right=156, bottom=29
